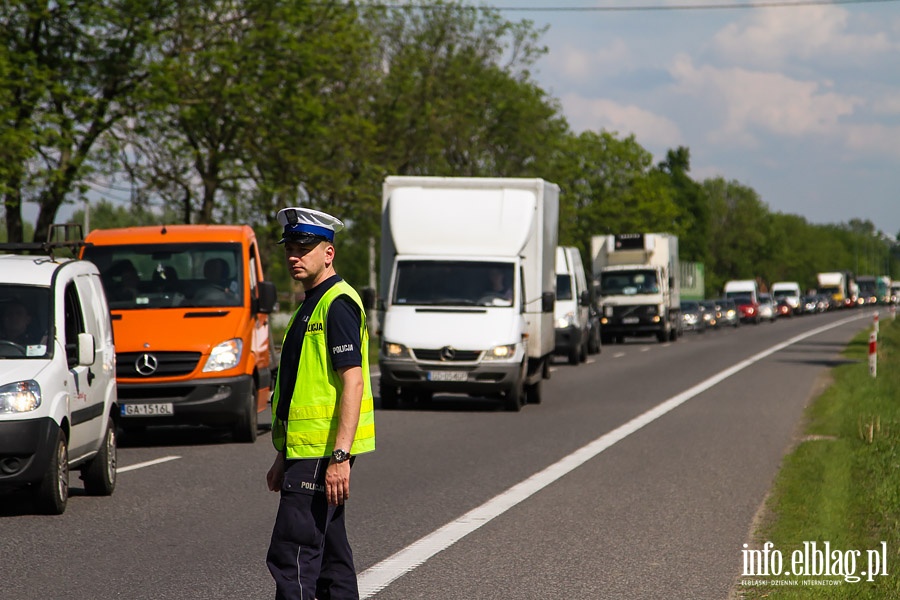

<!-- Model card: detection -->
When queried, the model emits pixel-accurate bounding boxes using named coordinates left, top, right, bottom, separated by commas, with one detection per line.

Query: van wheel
left=36, top=428, right=68, bottom=515
left=82, top=417, right=117, bottom=496
left=568, top=343, right=579, bottom=365
left=233, top=380, right=258, bottom=443
left=504, top=382, right=524, bottom=412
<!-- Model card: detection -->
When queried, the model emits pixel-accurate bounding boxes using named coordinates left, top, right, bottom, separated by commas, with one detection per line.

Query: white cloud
left=712, top=6, right=895, bottom=69
left=560, top=93, right=682, bottom=149
left=843, top=123, right=900, bottom=160
left=669, top=55, right=863, bottom=146
left=545, top=39, right=632, bottom=84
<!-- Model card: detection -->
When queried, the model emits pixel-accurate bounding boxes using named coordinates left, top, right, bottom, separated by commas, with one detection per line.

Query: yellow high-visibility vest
left=271, top=281, right=375, bottom=459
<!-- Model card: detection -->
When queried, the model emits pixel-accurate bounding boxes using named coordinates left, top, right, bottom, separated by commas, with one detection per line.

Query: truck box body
left=590, top=233, right=681, bottom=343
left=378, top=176, right=559, bottom=410
left=817, top=272, right=846, bottom=308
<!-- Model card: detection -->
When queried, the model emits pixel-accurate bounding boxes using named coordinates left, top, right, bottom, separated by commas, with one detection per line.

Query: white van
left=771, top=281, right=802, bottom=314
left=0, top=230, right=118, bottom=514
left=723, top=279, right=761, bottom=324
left=554, top=246, right=591, bottom=364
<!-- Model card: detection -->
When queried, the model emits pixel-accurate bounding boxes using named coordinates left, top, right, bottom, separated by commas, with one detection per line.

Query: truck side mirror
left=255, top=281, right=277, bottom=314
left=361, top=287, right=376, bottom=310
left=542, top=291, right=555, bottom=313
left=77, top=332, right=96, bottom=366
left=579, top=290, right=591, bottom=307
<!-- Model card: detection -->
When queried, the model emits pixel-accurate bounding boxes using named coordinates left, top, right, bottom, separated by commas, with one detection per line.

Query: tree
left=547, top=130, right=682, bottom=263
left=657, top=147, right=708, bottom=264
left=1, top=0, right=177, bottom=242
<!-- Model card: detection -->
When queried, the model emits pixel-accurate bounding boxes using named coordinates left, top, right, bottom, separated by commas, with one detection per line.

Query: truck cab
left=1, top=230, right=118, bottom=514
left=81, top=225, right=276, bottom=442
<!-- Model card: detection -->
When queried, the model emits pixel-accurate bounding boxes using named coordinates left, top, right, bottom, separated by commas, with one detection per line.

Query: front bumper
left=116, top=374, right=253, bottom=427
left=379, top=359, right=522, bottom=396
left=600, top=318, right=664, bottom=336
left=0, top=417, right=59, bottom=488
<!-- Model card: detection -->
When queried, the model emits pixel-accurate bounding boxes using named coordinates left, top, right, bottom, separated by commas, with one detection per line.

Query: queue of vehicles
left=3, top=176, right=897, bottom=515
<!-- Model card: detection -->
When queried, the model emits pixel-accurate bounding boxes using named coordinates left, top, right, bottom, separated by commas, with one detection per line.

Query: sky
left=481, top=0, right=900, bottom=238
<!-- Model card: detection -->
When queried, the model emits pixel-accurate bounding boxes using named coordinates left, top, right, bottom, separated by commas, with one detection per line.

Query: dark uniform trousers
left=267, top=457, right=359, bottom=600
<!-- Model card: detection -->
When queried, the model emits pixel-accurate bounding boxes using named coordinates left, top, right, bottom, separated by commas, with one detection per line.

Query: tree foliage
left=2, top=0, right=897, bottom=291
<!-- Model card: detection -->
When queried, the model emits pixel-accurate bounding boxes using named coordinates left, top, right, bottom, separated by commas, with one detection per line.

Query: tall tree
left=658, top=147, right=708, bottom=264
left=1, top=0, right=176, bottom=242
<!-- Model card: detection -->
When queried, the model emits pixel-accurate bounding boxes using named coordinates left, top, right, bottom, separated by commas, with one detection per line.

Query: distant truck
left=377, top=176, right=559, bottom=412
left=82, top=225, right=277, bottom=442
left=771, top=281, right=802, bottom=313
left=856, top=276, right=877, bottom=305
left=591, top=233, right=681, bottom=344
left=817, top=272, right=847, bottom=308
left=723, top=279, right=761, bottom=324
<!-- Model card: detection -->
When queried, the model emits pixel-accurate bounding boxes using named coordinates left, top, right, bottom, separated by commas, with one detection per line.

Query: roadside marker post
left=869, top=331, right=877, bottom=378
left=873, top=311, right=879, bottom=335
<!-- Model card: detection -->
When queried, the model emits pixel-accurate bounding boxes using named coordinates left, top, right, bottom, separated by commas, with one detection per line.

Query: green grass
left=738, top=314, right=900, bottom=598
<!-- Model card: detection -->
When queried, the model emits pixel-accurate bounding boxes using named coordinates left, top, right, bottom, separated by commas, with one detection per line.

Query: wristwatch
left=331, top=448, right=351, bottom=463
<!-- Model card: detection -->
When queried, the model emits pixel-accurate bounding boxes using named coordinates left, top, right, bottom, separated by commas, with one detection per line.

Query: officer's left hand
left=325, top=461, right=351, bottom=506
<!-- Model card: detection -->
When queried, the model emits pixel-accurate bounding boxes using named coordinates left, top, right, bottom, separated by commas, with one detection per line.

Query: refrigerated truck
left=377, top=176, right=559, bottom=412
left=591, top=233, right=681, bottom=344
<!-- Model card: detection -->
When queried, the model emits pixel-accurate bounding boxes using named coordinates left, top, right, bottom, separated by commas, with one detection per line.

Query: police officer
left=266, top=207, right=376, bottom=600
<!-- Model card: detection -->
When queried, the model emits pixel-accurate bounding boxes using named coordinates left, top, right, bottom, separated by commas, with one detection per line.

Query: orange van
left=81, top=225, right=277, bottom=442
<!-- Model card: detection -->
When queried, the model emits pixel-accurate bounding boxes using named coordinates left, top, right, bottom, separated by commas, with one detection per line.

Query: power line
left=372, top=0, right=899, bottom=11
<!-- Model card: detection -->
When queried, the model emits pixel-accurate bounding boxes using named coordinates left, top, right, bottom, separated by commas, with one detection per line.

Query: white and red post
left=869, top=330, right=877, bottom=378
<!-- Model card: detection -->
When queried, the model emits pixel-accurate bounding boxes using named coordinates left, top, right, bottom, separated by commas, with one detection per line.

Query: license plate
left=121, top=403, right=174, bottom=417
left=427, top=371, right=467, bottom=382
left=622, top=316, right=640, bottom=324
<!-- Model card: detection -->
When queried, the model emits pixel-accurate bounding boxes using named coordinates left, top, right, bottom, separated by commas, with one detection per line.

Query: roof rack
left=0, top=223, right=92, bottom=260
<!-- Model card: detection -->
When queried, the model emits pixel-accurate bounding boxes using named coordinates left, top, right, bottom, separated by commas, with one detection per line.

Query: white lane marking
left=613, top=352, right=626, bottom=358
left=640, top=347, right=650, bottom=352
left=116, top=456, right=181, bottom=473
left=358, top=312, right=868, bottom=598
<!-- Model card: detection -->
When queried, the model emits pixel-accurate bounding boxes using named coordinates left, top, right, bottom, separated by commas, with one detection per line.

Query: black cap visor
left=278, top=231, right=330, bottom=246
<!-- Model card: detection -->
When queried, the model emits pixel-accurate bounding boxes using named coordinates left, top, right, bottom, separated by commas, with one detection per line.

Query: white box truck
left=591, top=233, right=681, bottom=344
left=378, top=176, right=559, bottom=411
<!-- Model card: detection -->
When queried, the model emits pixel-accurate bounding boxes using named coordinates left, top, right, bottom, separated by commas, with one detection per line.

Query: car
left=758, top=293, right=777, bottom=323
left=716, top=298, right=740, bottom=328
left=0, top=227, right=118, bottom=514
left=775, top=299, right=793, bottom=318
left=699, top=300, right=719, bottom=329
left=680, top=300, right=707, bottom=333
left=799, top=295, right=817, bottom=315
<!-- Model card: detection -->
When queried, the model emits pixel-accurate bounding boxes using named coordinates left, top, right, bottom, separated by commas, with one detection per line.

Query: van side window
left=248, top=244, right=259, bottom=291
left=64, top=282, right=87, bottom=366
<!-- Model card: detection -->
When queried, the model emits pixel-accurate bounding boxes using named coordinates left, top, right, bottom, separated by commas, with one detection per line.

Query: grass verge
left=737, top=313, right=900, bottom=598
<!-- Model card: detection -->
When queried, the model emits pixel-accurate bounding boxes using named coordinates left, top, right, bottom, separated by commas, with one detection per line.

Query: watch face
left=333, top=449, right=349, bottom=462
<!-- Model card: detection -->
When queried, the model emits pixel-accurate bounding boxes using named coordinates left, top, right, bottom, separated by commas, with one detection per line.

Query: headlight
left=555, top=312, right=576, bottom=329
left=203, top=339, right=243, bottom=372
left=483, top=344, right=517, bottom=360
left=382, top=341, right=411, bottom=359
left=0, top=380, right=41, bottom=413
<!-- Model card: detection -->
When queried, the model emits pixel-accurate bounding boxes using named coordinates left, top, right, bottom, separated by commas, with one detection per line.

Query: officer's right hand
left=267, top=452, right=285, bottom=492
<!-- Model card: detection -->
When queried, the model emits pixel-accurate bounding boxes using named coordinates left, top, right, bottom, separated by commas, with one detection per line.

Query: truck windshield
left=393, top=261, right=514, bottom=307
left=0, top=285, right=51, bottom=359
left=82, top=243, right=243, bottom=309
left=600, top=270, right=658, bottom=295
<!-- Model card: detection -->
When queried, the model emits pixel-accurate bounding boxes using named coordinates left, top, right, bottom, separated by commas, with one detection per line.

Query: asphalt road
left=0, top=308, right=878, bottom=600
